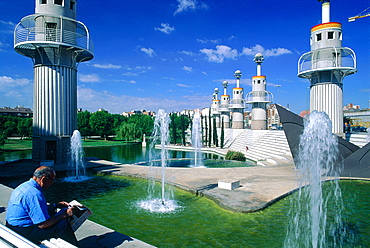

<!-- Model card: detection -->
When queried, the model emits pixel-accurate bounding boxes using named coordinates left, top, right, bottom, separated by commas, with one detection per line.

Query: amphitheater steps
left=224, top=129, right=293, bottom=166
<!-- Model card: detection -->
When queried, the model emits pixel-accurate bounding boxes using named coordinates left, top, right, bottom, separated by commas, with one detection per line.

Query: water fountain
left=138, top=109, right=181, bottom=213
left=64, top=130, right=90, bottom=182
left=284, top=111, right=348, bottom=247
left=191, top=110, right=204, bottom=167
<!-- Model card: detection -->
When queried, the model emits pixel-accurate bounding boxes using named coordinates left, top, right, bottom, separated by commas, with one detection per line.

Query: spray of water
left=191, top=110, right=204, bottom=167
left=284, top=111, right=345, bottom=248
left=64, top=130, right=90, bottom=182
left=138, top=109, right=181, bottom=213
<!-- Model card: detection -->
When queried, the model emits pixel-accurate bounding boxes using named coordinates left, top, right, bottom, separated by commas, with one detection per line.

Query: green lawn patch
left=1, top=138, right=136, bottom=151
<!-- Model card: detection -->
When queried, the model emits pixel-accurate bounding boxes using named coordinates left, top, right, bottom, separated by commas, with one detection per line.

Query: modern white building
left=14, top=0, right=94, bottom=163
left=230, top=70, right=245, bottom=129
left=246, top=53, right=273, bottom=130
left=298, top=0, right=357, bottom=136
left=211, top=88, right=220, bottom=128
left=219, top=81, right=231, bottom=128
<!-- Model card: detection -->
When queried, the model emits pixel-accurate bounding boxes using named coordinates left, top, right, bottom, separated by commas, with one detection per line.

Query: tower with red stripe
left=246, top=53, right=273, bottom=130
left=298, top=0, right=357, bottom=136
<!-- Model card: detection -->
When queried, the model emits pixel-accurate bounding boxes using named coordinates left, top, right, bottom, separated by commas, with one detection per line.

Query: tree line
left=0, top=110, right=225, bottom=148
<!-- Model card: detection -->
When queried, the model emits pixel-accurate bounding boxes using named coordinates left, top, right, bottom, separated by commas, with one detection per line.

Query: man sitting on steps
left=6, top=166, right=78, bottom=246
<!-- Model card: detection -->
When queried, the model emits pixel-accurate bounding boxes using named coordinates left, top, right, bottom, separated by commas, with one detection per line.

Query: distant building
left=0, top=107, right=33, bottom=118
left=267, top=104, right=280, bottom=128
left=121, top=109, right=155, bottom=117
left=344, top=103, right=361, bottom=111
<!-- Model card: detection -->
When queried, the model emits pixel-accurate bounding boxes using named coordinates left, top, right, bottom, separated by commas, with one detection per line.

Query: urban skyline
left=0, top=0, right=369, bottom=115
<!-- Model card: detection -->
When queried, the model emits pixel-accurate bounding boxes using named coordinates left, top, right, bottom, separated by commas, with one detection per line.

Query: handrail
left=298, top=47, right=356, bottom=75
left=14, top=14, right=93, bottom=54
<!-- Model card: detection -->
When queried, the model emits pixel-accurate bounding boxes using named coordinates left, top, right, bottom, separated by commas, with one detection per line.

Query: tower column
left=15, top=0, right=94, bottom=164
left=231, top=70, right=244, bottom=129
left=246, top=53, right=273, bottom=130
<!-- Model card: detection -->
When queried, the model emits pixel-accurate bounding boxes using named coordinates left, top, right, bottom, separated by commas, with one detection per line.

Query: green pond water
left=43, top=175, right=370, bottom=248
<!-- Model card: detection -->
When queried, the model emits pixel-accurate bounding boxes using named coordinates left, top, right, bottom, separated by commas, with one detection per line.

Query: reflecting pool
left=0, top=143, right=222, bottom=163
left=43, top=175, right=370, bottom=248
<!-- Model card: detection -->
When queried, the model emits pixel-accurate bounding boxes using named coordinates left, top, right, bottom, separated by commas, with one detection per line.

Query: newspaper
left=68, top=200, right=92, bottom=232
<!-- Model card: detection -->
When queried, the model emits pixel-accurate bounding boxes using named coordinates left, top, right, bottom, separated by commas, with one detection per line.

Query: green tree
left=112, top=114, right=128, bottom=132
left=116, top=122, right=142, bottom=141
left=78, top=110, right=92, bottom=137
left=208, top=109, right=212, bottom=147
left=213, top=117, right=218, bottom=147
left=3, top=120, right=18, bottom=137
left=128, top=114, right=153, bottom=136
left=203, top=115, right=207, bottom=146
left=17, top=118, right=32, bottom=139
left=180, top=115, right=186, bottom=145
left=220, top=117, right=225, bottom=149
left=170, top=113, right=177, bottom=144
left=0, top=132, right=6, bottom=146
left=89, top=111, right=113, bottom=139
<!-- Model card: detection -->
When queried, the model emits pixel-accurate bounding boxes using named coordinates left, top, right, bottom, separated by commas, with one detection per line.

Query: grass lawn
left=1, top=138, right=135, bottom=151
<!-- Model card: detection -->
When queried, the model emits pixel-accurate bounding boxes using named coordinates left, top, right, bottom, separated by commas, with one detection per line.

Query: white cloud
left=177, top=83, right=191, bottom=87
left=0, top=76, right=33, bottom=107
left=182, top=66, right=193, bottom=72
left=140, top=47, right=156, bottom=57
left=79, top=74, right=100, bottom=83
left=92, top=63, right=121, bottom=69
left=196, top=38, right=220, bottom=44
left=174, top=0, right=208, bottom=15
left=155, top=23, right=175, bottom=34
left=179, top=50, right=197, bottom=56
left=0, top=76, right=30, bottom=88
left=200, top=45, right=238, bottom=63
left=241, top=44, right=292, bottom=57
left=122, top=65, right=153, bottom=76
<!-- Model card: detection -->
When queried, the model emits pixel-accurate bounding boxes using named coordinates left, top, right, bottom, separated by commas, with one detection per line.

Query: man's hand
left=57, top=201, right=70, bottom=208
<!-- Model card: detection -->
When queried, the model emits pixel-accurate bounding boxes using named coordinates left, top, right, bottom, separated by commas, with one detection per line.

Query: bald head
left=33, top=166, right=55, bottom=179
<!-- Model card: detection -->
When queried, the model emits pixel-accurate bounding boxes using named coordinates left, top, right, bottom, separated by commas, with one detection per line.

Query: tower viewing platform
left=14, top=14, right=94, bottom=63
left=298, top=46, right=356, bottom=78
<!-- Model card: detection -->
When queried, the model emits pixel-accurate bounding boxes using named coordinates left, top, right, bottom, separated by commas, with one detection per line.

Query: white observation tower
left=230, top=70, right=245, bottom=129
left=14, top=0, right=94, bottom=163
left=246, top=53, right=273, bottom=130
left=211, top=88, right=220, bottom=128
left=298, top=0, right=356, bottom=136
left=219, top=81, right=231, bottom=128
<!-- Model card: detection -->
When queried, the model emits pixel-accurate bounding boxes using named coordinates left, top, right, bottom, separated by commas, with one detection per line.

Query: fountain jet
left=64, top=130, right=90, bottom=182
left=138, top=109, right=181, bottom=213
left=191, top=110, right=204, bottom=167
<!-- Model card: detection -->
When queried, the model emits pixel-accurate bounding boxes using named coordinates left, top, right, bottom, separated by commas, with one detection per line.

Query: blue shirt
left=6, top=178, right=50, bottom=227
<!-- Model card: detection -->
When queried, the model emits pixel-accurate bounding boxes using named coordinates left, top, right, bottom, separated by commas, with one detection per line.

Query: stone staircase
left=223, top=129, right=293, bottom=166
left=345, top=133, right=369, bottom=147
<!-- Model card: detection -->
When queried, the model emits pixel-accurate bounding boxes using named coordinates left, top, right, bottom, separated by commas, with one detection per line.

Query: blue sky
left=0, top=0, right=369, bottom=115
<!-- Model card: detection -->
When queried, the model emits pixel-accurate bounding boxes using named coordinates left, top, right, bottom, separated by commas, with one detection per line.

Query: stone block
left=218, top=179, right=240, bottom=190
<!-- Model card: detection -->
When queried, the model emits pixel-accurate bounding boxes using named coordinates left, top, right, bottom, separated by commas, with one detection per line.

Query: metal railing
left=14, top=14, right=93, bottom=54
left=298, top=47, right=356, bottom=75
left=245, top=91, right=273, bottom=103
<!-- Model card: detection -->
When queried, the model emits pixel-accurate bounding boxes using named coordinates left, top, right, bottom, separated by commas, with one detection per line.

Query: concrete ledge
left=218, top=179, right=240, bottom=190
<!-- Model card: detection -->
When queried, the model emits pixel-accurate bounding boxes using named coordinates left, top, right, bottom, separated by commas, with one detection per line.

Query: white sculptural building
left=230, top=70, right=245, bottom=129
left=211, top=55, right=274, bottom=130
left=211, top=88, right=220, bottom=128
left=298, top=0, right=357, bottom=136
left=219, top=81, right=231, bottom=128
left=246, top=53, right=273, bottom=130
left=14, top=0, right=94, bottom=163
